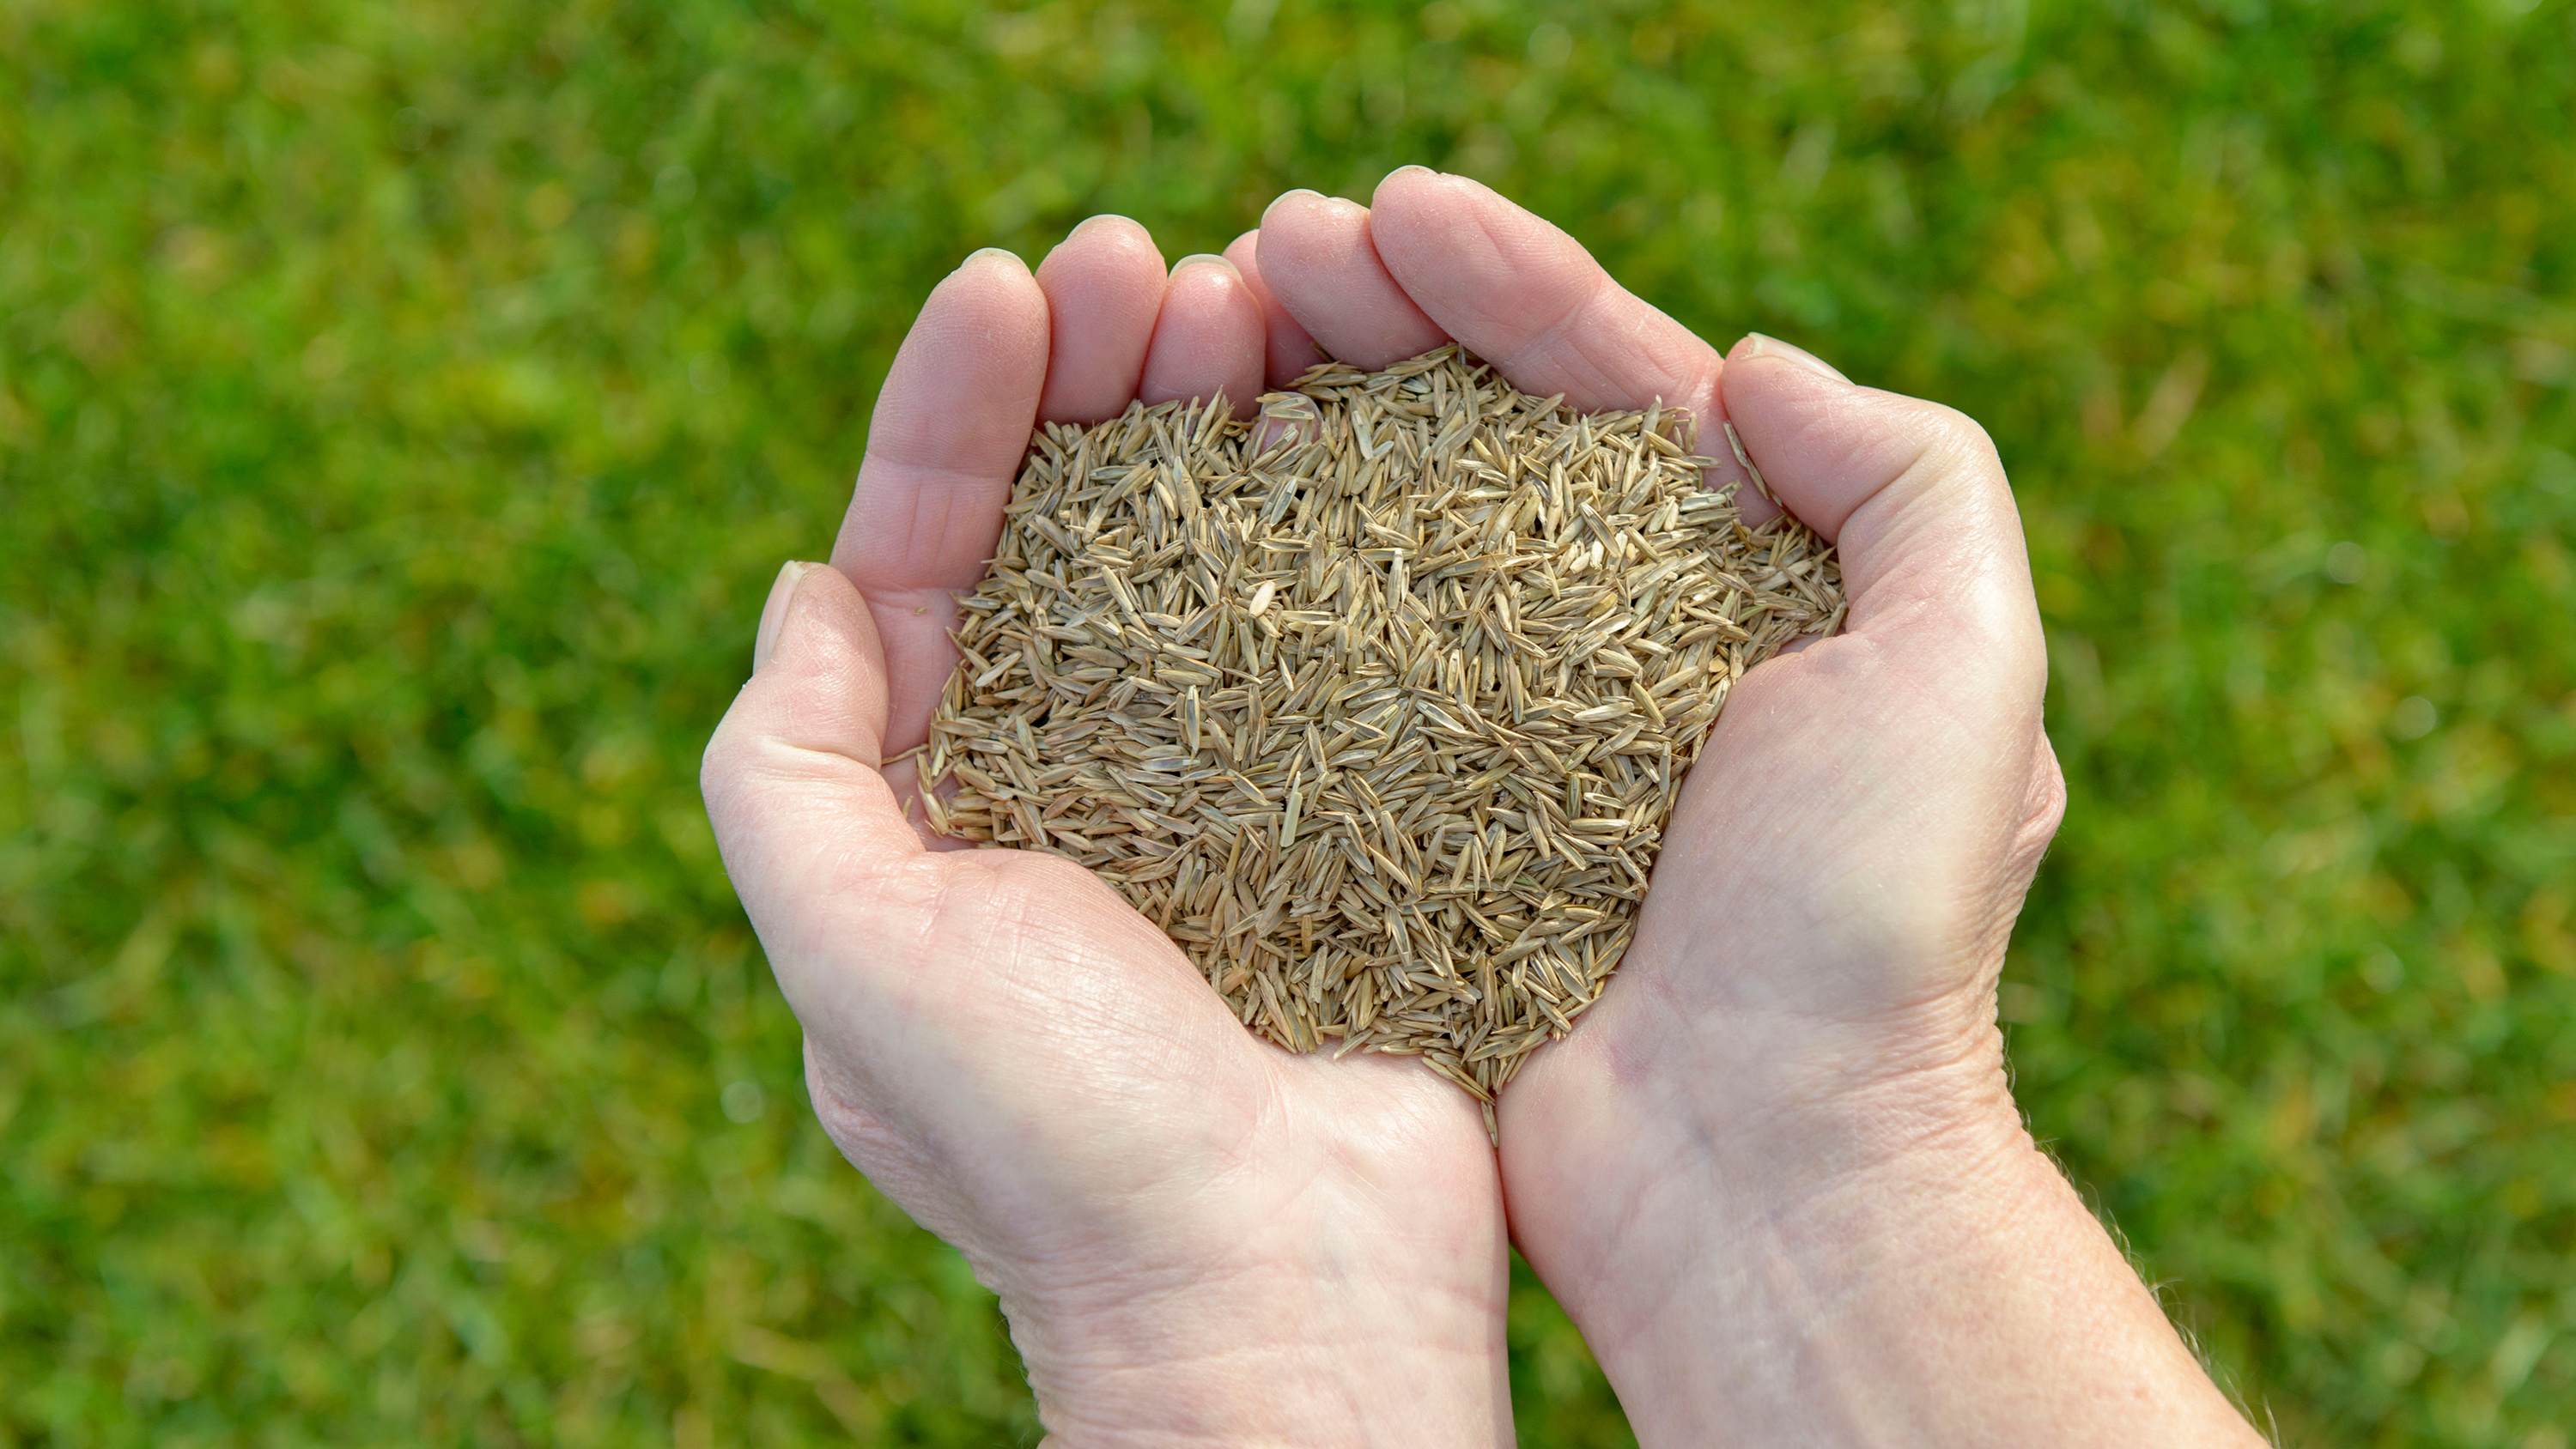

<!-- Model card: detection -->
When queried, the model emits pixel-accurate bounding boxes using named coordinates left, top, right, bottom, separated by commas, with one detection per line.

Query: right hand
left=1253, top=169, right=2266, bottom=1447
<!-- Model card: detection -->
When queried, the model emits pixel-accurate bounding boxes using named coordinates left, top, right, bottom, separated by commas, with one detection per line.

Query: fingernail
left=1741, top=333, right=1850, bottom=385
left=755, top=561, right=822, bottom=673
left=1389, top=163, right=1437, bottom=179
left=1172, top=252, right=1240, bottom=277
left=953, top=246, right=1022, bottom=274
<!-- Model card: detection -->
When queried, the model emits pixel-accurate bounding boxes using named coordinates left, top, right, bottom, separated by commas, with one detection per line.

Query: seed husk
left=923, top=347, right=1845, bottom=1099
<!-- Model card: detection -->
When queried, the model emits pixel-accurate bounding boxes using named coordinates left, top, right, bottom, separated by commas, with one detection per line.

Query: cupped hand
left=1253, top=171, right=2262, bottom=1446
left=701, top=219, right=1509, bottom=1446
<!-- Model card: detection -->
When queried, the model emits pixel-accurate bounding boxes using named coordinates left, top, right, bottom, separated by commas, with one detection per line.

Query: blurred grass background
left=3, top=0, right=2573, bottom=1442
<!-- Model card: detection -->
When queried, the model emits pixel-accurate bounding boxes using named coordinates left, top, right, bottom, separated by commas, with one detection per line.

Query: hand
left=701, top=220, right=1511, bottom=1446
left=1253, top=170, right=2266, bottom=1446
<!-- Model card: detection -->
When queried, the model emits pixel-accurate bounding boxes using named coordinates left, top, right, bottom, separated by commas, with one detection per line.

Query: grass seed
left=923, top=347, right=1846, bottom=1099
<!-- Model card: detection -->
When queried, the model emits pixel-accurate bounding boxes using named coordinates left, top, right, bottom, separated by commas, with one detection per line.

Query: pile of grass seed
left=920, top=348, right=1844, bottom=1098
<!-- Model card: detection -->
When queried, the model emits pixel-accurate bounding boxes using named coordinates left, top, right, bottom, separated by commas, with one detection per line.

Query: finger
left=1719, top=336, right=2046, bottom=700
left=1136, top=255, right=1265, bottom=419
left=1223, top=227, right=1326, bottom=387
left=1361, top=168, right=1759, bottom=504
left=703, top=562, right=924, bottom=981
left=1034, top=214, right=1168, bottom=424
left=1255, top=189, right=1449, bottom=367
left=829, top=248, right=1049, bottom=755
left=1364, top=167, right=1722, bottom=414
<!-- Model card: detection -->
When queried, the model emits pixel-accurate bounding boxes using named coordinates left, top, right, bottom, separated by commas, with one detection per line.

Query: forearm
left=1507, top=1018, right=2266, bottom=1448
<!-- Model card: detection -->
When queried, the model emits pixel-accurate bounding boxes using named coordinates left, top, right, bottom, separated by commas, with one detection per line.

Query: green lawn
left=4, top=0, right=2573, bottom=1443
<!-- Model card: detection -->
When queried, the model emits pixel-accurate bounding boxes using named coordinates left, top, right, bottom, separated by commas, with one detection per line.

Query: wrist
left=1005, top=1250, right=1510, bottom=1449
left=799, top=1022, right=1515, bottom=1447
left=1504, top=1002, right=2036, bottom=1361
left=963, top=1112, right=1516, bottom=1449
left=1504, top=1010, right=2262, bottom=1447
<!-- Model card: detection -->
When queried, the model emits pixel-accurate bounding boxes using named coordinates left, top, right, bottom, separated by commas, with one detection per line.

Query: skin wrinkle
left=1749, top=1175, right=1987, bottom=1442
left=1568, top=1052, right=2029, bottom=1366
left=1255, top=192, right=1445, bottom=366
left=1747, top=628, right=1979, bottom=767
left=1723, top=373, right=2036, bottom=649
left=1845, top=514, right=2030, bottom=662
left=1483, top=266, right=1618, bottom=392
left=1227, top=1063, right=1329, bottom=1205
left=1785, top=479, right=2032, bottom=680
left=1041, top=1349, right=1330, bottom=1447
left=1959, top=749, right=2068, bottom=972
left=1645, top=708, right=2009, bottom=999
left=737, top=688, right=888, bottom=781
left=1010, top=1130, right=1502, bottom=1445
left=1777, top=712, right=2045, bottom=937
left=842, top=466, right=1010, bottom=589
left=1738, top=1232, right=1870, bottom=1447
left=1693, top=1021, right=2002, bottom=1168
left=865, top=385, right=1043, bottom=473
left=1504, top=906, right=2009, bottom=1338
left=1578, top=903, right=1720, bottom=1062
left=1844, top=506, right=2013, bottom=621
left=1503, top=280, right=1720, bottom=424
left=796, top=864, right=964, bottom=1056
left=961, top=955, right=1214, bottom=1125
left=1571, top=961, right=1688, bottom=1095
left=1782, top=415, right=1997, bottom=567
left=1558, top=1167, right=1713, bottom=1386
left=1027, top=1159, right=1480, bottom=1336
left=832, top=1048, right=1183, bottom=1284
left=1373, top=173, right=1722, bottom=417
left=865, top=861, right=1030, bottom=1009
left=713, top=774, right=911, bottom=940
left=1032, top=1255, right=1313, bottom=1332
left=860, top=268, right=1048, bottom=472
left=732, top=754, right=900, bottom=879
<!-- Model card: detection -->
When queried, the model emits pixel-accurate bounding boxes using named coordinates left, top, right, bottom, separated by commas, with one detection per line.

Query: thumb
left=1719, top=336, right=2047, bottom=710
left=702, top=561, right=924, bottom=993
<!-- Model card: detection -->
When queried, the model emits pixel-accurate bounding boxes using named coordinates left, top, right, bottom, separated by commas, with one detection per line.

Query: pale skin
left=700, top=169, right=2271, bottom=1446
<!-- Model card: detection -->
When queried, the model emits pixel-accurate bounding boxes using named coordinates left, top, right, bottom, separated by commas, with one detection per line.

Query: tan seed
left=925, top=348, right=1844, bottom=1099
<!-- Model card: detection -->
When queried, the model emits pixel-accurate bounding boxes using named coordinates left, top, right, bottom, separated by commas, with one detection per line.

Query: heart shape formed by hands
left=920, top=348, right=1843, bottom=1098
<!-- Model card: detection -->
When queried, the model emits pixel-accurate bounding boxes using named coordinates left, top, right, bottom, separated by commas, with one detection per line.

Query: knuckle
left=697, top=703, right=754, bottom=805
left=2031, top=763, right=2069, bottom=836
left=1919, top=402, right=2002, bottom=471
left=2017, top=740, right=2069, bottom=855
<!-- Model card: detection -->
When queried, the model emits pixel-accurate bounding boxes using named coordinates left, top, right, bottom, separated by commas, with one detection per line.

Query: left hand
left=702, top=219, right=1513, bottom=1446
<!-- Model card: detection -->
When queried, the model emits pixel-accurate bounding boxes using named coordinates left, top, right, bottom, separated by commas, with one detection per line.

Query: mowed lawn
left=5, top=1, right=2573, bottom=1443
